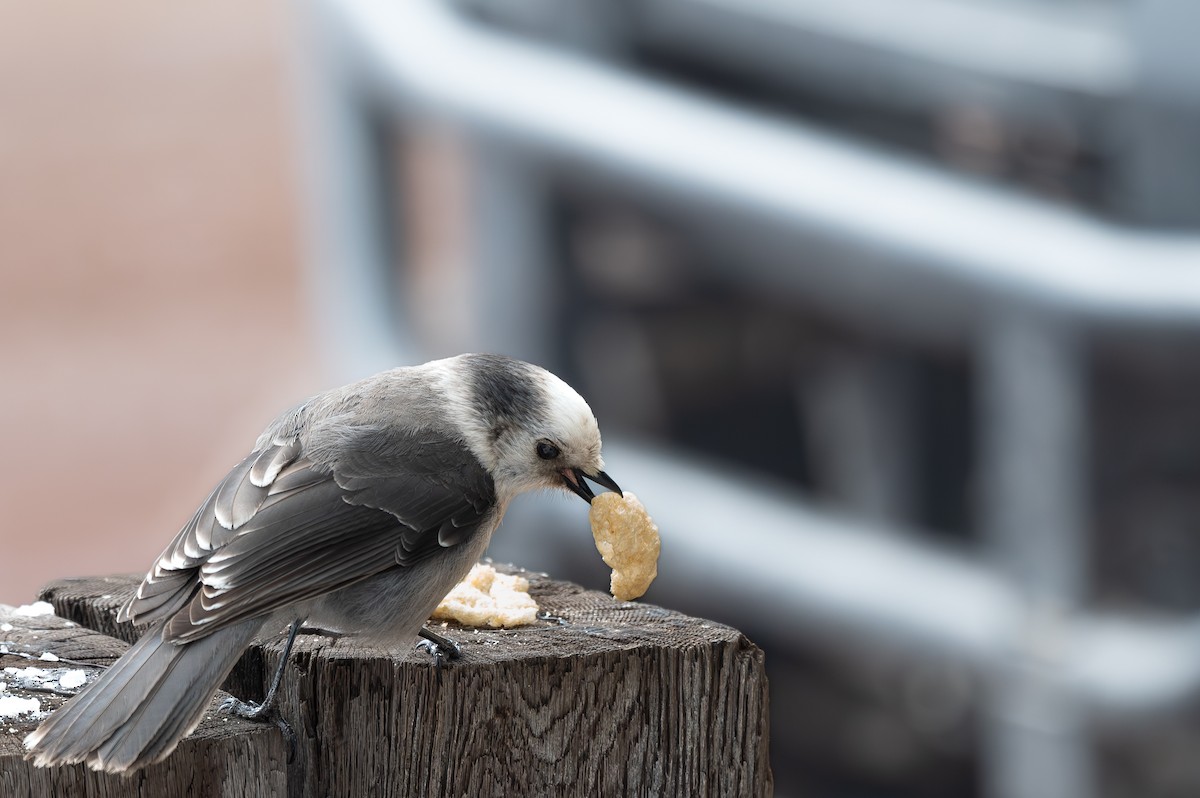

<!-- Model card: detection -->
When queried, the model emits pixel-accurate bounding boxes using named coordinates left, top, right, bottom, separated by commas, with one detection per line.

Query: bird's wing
left=120, top=427, right=496, bottom=642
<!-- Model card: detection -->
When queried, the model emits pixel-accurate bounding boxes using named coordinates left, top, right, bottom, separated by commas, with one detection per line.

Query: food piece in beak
left=589, top=492, right=660, bottom=601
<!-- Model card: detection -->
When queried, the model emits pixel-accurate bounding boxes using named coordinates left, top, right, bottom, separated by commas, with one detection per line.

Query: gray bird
left=25, top=353, right=620, bottom=773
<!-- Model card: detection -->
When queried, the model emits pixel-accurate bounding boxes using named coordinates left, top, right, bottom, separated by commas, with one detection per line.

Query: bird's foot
left=217, top=617, right=302, bottom=758
left=220, top=696, right=297, bottom=761
left=416, top=626, right=462, bottom=668
left=220, top=695, right=270, bottom=720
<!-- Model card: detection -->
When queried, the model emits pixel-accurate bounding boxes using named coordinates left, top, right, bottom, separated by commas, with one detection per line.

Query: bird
left=24, top=353, right=621, bottom=773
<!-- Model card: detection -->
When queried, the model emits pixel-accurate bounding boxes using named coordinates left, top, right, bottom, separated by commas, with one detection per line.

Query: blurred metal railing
left=293, top=1, right=1200, bottom=796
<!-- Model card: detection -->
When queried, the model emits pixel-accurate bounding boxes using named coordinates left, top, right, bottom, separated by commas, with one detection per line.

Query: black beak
left=562, top=468, right=623, bottom=504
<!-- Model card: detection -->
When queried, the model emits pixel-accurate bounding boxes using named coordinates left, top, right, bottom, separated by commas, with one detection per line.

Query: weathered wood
left=0, top=604, right=287, bottom=798
left=35, top=567, right=772, bottom=797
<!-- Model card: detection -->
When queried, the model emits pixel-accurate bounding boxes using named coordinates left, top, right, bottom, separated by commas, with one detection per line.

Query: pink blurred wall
left=0, top=1, right=323, bottom=604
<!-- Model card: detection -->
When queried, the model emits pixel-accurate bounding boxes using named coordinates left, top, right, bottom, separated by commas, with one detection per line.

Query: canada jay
left=25, top=353, right=620, bottom=773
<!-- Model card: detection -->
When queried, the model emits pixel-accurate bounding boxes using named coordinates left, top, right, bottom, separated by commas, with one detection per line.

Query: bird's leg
left=415, top=625, right=462, bottom=668
left=220, top=619, right=302, bottom=757
left=222, top=618, right=302, bottom=719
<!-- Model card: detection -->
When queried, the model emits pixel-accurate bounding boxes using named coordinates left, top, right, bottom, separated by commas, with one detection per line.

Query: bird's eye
left=536, top=440, right=561, bottom=460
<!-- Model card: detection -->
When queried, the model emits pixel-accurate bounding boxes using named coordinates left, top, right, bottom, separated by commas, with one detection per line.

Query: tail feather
left=25, top=620, right=260, bottom=773
left=31, top=626, right=166, bottom=755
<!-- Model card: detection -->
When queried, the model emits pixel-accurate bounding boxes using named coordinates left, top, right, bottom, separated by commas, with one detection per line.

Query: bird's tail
left=24, top=620, right=260, bottom=773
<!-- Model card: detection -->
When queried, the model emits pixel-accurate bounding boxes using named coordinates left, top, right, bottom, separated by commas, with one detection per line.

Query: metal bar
left=979, top=313, right=1088, bottom=603
left=320, top=0, right=1200, bottom=329
left=977, top=313, right=1091, bottom=798
left=295, top=0, right=425, bottom=383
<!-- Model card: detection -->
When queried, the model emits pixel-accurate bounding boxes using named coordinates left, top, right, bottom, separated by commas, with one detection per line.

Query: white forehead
left=538, top=369, right=599, bottom=439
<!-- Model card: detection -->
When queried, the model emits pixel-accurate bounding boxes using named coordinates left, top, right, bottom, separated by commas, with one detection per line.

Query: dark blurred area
left=6, top=0, right=1200, bottom=796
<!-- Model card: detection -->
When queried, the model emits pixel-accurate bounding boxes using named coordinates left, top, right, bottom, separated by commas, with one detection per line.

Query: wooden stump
left=13, top=567, right=770, bottom=797
left=0, top=603, right=287, bottom=798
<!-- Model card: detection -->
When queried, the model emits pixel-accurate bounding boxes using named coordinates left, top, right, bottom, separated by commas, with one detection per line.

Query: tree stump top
left=4, top=565, right=770, bottom=797
left=36, top=566, right=752, bottom=662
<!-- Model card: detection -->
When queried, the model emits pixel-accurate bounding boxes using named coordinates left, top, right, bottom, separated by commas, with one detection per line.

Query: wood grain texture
left=0, top=604, right=287, bottom=798
left=36, top=567, right=772, bottom=797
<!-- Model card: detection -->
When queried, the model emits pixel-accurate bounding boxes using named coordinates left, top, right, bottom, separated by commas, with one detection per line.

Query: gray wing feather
left=248, top=438, right=302, bottom=487
left=121, top=425, right=495, bottom=642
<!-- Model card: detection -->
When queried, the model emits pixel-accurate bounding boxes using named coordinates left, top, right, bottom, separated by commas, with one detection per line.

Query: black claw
left=417, top=626, right=462, bottom=668
left=221, top=695, right=269, bottom=720
left=221, top=696, right=297, bottom=760
left=415, top=639, right=448, bottom=668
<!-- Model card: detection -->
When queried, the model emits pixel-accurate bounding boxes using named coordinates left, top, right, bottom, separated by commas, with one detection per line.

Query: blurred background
left=4, top=0, right=1200, bottom=796
left=0, top=4, right=319, bottom=601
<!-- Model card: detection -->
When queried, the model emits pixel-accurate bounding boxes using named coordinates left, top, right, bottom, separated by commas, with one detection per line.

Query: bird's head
left=451, top=354, right=622, bottom=505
